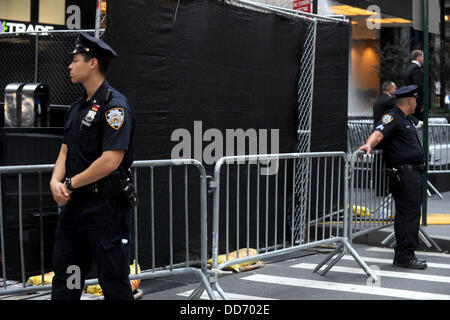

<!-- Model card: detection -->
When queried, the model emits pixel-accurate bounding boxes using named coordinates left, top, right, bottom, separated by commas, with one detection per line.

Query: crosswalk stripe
left=366, top=247, right=450, bottom=259
left=341, top=255, right=450, bottom=269
left=177, top=289, right=276, bottom=300
left=291, top=263, right=450, bottom=283
left=242, top=274, right=450, bottom=300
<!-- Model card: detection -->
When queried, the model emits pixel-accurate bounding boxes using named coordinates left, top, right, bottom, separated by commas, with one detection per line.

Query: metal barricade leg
left=381, top=229, right=442, bottom=253
left=317, top=245, right=347, bottom=276
left=204, top=273, right=229, bottom=300
left=419, top=227, right=443, bottom=252
left=427, top=180, right=444, bottom=199
left=380, top=231, right=396, bottom=247
left=342, top=239, right=378, bottom=281
left=188, top=285, right=205, bottom=300
left=212, top=281, right=229, bottom=300
left=187, top=272, right=217, bottom=300
left=313, top=239, right=377, bottom=281
left=313, top=243, right=344, bottom=273
left=418, top=229, right=432, bottom=248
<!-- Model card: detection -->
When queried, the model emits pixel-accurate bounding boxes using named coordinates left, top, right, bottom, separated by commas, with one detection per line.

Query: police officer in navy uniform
left=358, top=85, right=427, bottom=270
left=49, top=33, right=136, bottom=299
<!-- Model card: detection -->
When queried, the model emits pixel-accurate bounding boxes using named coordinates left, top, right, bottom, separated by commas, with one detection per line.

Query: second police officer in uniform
left=358, top=85, right=427, bottom=270
left=49, top=33, right=137, bottom=299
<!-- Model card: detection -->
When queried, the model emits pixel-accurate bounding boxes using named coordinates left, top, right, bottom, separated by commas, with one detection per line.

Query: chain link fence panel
left=0, top=30, right=102, bottom=107
left=293, top=20, right=317, bottom=244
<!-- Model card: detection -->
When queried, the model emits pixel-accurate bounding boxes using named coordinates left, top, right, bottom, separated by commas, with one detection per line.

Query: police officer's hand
left=50, top=180, right=71, bottom=206
left=358, top=131, right=383, bottom=158
left=358, top=144, right=372, bottom=155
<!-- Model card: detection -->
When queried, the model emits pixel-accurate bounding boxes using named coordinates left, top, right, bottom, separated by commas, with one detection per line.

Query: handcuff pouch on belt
left=385, top=167, right=401, bottom=183
left=385, top=163, right=426, bottom=184
left=119, top=175, right=138, bottom=208
left=74, top=171, right=138, bottom=207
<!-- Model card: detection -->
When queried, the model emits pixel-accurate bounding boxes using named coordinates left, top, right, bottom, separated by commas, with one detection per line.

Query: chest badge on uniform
left=381, top=114, right=393, bottom=125
left=105, top=107, right=125, bottom=130
left=81, top=105, right=100, bottom=127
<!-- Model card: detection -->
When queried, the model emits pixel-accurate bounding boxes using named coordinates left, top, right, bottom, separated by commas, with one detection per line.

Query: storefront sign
left=293, top=0, right=311, bottom=13
left=0, top=21, right=54, bottom=33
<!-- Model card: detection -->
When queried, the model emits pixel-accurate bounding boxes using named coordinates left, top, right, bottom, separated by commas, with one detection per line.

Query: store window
left=0, top=0, right=31, bottom=22
left=39, top=0, right=66, bottom=25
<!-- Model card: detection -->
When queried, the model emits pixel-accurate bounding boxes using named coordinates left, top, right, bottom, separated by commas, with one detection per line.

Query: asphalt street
left=138, top=190, right=450, bottom=301
left=2, top=191, right=449, bottom=302
left=139, top=243, right=450, bottom=300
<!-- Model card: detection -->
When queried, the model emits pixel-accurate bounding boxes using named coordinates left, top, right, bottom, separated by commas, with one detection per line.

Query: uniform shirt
left=63, top=80, right=135, bottom=179
left=374, top=106, right=424, bottom=167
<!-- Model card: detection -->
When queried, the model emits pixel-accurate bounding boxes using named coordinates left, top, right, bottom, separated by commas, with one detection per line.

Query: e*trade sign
left=0, top=21, right=54, bottom=33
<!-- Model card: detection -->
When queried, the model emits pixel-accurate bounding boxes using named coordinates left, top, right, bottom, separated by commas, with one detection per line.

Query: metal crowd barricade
left=347, top=120, right=373, bottom=156
left=208, top=152, right=377, bottom=300
left=348, top=150, right=395, bottom=241
left=0, top=164, right=54, bottom=297
left=350, top=150, right=444, bottom=252
left=347, top=118, right=450, bottom=198
left=428, top=123, right=450, bottom=174
left=0, top=159, right=215, bottom=300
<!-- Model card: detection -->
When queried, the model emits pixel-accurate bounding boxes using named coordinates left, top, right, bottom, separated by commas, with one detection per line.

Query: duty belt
left=73, top=181, right=117, bottom=197
left=72, top=173, right=122, bottom=197
left=70, top=172, right=138, bottom=207
left=395, top=163, right=426, bottom=173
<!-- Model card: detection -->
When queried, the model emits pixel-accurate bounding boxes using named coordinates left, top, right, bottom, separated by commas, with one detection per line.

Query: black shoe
left=393, top=255, right=426, bottom=265
left=394, top=258, right=427, bottom=270
left=416, top=258, right=426, bottom=264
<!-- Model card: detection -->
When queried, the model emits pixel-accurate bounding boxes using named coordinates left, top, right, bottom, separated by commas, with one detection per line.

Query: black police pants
left=51, top=195, right=134, bottom=300
left=389, top=169, right=423, bottom=262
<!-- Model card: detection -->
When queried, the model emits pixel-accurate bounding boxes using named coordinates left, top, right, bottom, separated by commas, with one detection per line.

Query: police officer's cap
left=71, top=32, right=118, bottom=60
left=393, top=85, right=419, bottom=99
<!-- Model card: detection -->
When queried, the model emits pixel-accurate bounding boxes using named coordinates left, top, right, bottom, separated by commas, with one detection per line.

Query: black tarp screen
left=311, top=21, right=349, bottom=152
left=107, top=0, right=305, bottom=162
left=106, top=0, right=349, bottom=267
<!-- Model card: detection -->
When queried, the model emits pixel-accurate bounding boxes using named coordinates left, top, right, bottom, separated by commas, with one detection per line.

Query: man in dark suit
left=405, top=50, right=424, bottom=120
left=373, top=81, right=397, bottom=127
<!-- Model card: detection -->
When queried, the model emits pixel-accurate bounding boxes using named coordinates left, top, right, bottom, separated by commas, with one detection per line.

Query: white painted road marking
left=241, top=274, right=450, bottom=300
left=291, top=263, right=450, bottom=283
left=341, top=255, right=450, bottom=269
left=366, top=247, right=450, bottom=259
left=177, top=289, right=277, bottom=300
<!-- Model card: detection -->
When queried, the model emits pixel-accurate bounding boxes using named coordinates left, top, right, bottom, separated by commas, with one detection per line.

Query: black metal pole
left=422, top=0, right=429, bottom=226
left=440, top=0, right=446, bottom=109
left=30, top=0, right=39, bottom=25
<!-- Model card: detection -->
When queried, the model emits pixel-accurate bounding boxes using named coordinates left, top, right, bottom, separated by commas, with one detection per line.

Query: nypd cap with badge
left=393, top=84, right=418, bottom=99
left=375, top=85, right=419, bottom=132
left=71, top=32, right=118, bottom=60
